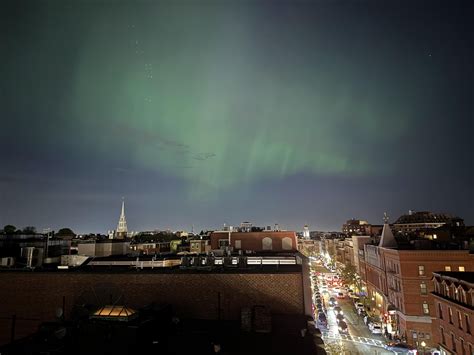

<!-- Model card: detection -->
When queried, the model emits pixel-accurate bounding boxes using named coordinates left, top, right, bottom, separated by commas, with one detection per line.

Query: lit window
left=420, top=282, right=427, bottom=295
left=459, top=266, right=465, bottom=272
left=445, top=266, right=452, bottom=271
left=418, top=265, right=425, bottom=276
left=423, top=302, right=430, bottom=315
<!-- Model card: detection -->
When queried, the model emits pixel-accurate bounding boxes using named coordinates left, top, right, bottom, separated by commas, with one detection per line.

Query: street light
left=420, top=340, right=426, bottom=355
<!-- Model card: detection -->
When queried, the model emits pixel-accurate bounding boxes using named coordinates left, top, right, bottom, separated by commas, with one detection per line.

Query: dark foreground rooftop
left=0, top=305, right=324, bottom=355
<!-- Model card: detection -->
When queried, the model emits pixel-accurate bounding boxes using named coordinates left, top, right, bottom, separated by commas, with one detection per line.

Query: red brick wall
left=0, top=271, right=304, bottom=345
left=210, top=232, right=297, bottom=251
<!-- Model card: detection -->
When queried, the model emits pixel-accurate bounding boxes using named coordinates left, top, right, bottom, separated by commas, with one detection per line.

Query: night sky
left=1, top=0, right=472, bottom=233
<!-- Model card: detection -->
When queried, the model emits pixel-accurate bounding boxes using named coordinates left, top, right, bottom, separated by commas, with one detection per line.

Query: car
left=338, top=320, right=348, bottom=334
left=337, top=292, right=345, bottom=299
left=359, top=310, right=368, bottom=319
left=355, top=302, right=364, bottom=310
left=383, top=342, right=417, bottom=354
left=336, top=314, right=345, bottom=323
left=329, top=297, right=337, bottom=307
left=333, top=306, right=343, bottom=315
left=317, top=312, right=327, bottom=327
left=371, top=325, right=383, bottom=335
left=315, top=298, right=322, bottom=305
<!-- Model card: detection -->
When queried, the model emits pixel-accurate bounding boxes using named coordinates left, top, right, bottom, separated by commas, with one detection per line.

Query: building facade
left=210, top=231, right=297, bottom=252
left=362, top=224, right=474, bottom=348
left=432, top=272, right=474, bottom=355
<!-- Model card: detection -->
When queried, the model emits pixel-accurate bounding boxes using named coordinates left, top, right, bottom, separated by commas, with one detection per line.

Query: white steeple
left=378, top=212, right=397, bottom=248
left=116, top=198, right=128, bottom=238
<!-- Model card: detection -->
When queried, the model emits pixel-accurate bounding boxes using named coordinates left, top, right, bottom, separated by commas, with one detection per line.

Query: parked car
left=355, top=303, right=364, bottom=311
left=317, top=312, right=328, bottom=327
left=337, top=292, right=345, bottom=299
left=383, top=342, right=417, bottom=354
left=329, top=297, right=337, bottom=307
left=336, top=314, right=345, bottom=323
left=333, top=306, right=343, bottom=315
left=338, top=320, right=349, bottom=334
left=371, top=325, right=383, bottom=335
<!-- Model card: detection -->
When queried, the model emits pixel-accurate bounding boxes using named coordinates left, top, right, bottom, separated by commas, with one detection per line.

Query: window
left=438, top=303, right=443, bottom=319
left=418, top=265, right=425, bottom=276
left=218, top=239, right=229, bottom=249
left=449, top=307, right=453, bottom=324
left=466, top=314, right=471, bottom=334
left=234, top=240, right=241, bottom=249
left=420, top=282, right=427, bottom=295
left=458, top=311, right=463, bottom=329
left=282, top=237, right=292, bottom=250
left=422, top=302, right=430, bottom=315
left=262, top=237, right=273, bottom=250
left=460, top=338, right=465, bottom=355
left=445, top=266, right=452, bottom=271
left=441, top=327, right=446, bottom=344
left=452, top=333, right=456, bottom=352
left=459, top=266, right=465, bottom=272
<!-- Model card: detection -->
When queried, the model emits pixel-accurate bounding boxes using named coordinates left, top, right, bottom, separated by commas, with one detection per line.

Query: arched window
left=262, top=237, right=273, bottom=250
left=282, top=237, right=292, bottom=250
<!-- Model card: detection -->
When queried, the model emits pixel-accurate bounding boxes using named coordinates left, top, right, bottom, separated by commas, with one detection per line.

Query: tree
left=3, top=225, right=16, bottom=234
left=339, top=264, right=359, bottom=289
left=56, top=228, right=76, bottom=237
left=324, top=341, right=347, bottom=354
left=22, top=226, right=37, bottom=234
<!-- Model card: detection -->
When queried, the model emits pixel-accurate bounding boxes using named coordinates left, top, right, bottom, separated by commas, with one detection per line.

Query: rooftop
left=394, top=211, right=462, bottom=224
left=433, top=271, right=474, bottom=285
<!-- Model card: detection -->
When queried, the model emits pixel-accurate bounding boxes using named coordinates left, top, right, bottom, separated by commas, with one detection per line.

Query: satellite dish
left=55, top=307, right=64, bottom=319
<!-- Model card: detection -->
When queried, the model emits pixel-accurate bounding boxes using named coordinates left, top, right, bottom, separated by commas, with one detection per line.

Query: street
left=311, top=262, right=394, bottom=354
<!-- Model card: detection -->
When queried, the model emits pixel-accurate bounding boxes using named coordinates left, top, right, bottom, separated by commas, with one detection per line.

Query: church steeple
left=116, top=198, right=128, bottom=239
left=378, top=212, right=397, bottom=248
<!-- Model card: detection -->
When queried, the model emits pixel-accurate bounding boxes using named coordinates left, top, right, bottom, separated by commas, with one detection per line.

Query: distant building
left=77, top=240, right=130, bottom=257
left=432, top=272, right=474, bottom=355
left=393, top=210, right=464, bottom=234
left=240, top=221, right=253, bottom=232
left=303, top=225, right=310, bottom=239
left=210, top=231, right=297, bottom=252
left=342, top=219, right=371, bottom=235
left=115, top=199, right=128, bottom=239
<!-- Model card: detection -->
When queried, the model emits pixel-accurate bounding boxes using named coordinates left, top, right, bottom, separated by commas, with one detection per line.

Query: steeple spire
left=116, top=198, right=128, bottom=239
left=378, top=212, right=397, bottom=248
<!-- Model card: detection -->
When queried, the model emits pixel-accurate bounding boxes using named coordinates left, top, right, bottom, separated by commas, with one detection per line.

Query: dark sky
left=1, top=0, right=473, bottom=234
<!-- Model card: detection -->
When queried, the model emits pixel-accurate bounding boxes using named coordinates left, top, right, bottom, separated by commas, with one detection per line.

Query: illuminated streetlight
left=420, top=341, right=426, bottom=355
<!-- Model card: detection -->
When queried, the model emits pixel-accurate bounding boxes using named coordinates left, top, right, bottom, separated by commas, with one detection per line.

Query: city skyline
left=1, top=0, right=472, bottom=233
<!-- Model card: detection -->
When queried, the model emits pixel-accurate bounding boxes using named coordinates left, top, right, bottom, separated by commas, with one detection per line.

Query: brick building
left=361, top=223, right=474, bottom=348
left=0, top=254, right=312, bottom=346
left=432, top=272, right=474, bottom=355
left=210, top=231, right=297, bottom=252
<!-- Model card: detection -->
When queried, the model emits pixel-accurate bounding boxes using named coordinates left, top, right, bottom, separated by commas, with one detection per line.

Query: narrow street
left=310, top=262, right=394, bottom=354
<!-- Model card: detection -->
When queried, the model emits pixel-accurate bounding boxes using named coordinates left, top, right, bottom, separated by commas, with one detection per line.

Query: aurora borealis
left=1, top=0, right=472, bottom=232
